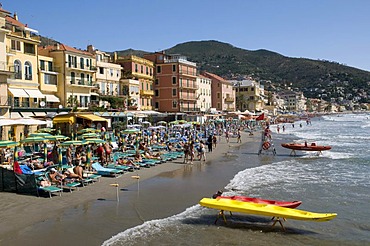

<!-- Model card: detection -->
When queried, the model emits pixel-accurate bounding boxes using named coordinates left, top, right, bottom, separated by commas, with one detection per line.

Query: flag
left=256, top=113, right=265, bottom=121
left=13, top=161, right=22, bottom=174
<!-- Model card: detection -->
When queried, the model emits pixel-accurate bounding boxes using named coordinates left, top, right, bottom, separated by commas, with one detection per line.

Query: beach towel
left=13, top=161, right=22, bottom=174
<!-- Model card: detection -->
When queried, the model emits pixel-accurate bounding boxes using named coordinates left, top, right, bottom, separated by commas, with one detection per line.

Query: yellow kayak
left=199, top=198, right=337, bottom=222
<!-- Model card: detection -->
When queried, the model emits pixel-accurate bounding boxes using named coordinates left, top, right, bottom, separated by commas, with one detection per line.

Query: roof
left=39, top=44, right=94, bottom=57
left=202, top=71, right=227, bottom=82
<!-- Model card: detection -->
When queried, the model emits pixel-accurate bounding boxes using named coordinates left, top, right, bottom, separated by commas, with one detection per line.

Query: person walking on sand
left=189, top=141, right=195, bottom=164
left=198, top=140, right=206, bottom=162
left=237, top=129, right=242, bottom=143
left=207, top=135, right=213, bottom=152
left=183, top=142, right=190, bottom=163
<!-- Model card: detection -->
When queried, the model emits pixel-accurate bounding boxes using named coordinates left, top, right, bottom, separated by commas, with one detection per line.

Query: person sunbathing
left=48, top=168, right=67, bottom=184
left=63, top=167, right=82, bottom=180
left=143, top=150, right=161, bottom=160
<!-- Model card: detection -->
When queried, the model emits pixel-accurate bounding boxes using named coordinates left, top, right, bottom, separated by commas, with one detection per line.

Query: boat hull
left=199, top=198, right=337, bottom=222
left=281, top=143, right=331, bottom=151
left=218, top=196, right=302, bottom=208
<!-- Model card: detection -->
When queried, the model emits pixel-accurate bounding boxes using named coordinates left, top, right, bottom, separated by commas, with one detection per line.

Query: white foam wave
left=103, top=204, right=201, bottom=246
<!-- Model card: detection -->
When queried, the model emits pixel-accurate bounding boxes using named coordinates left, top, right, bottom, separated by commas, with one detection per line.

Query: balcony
left=179, top=82, right=198, bottom=89
left=179, top=106, right=200, bottom=112
left=69, top=80, right=94, bottom=87
left=179, top=93, right=197, bottom=101
left=140, top=90, right=154, bottom=96
left=66, top=63, right=96, bottom=72
left=224, top=97, right=235, bottom=103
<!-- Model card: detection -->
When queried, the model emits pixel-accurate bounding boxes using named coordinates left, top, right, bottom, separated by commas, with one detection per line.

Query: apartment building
left=145, top=52, right=198, bottom=113
left=232, top=79, right=265, bottom=112
left=202, top=71, right=235, bottom=112
left=0, top=7, right=11, bottom=117
left=39, top=43, right=96, bottom=109
left=197, top=75, right=212, bottom=112
left=114, top=55, right=154, bottom=110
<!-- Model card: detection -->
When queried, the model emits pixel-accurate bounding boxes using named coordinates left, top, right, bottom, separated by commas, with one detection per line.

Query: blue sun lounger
left=92, top=162, right=123, bottom=177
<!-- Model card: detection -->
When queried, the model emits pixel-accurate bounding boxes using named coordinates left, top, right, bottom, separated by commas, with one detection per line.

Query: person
left=198, top=140, right=206, bottom=161
left=189, top=141, right=195, bottom=164
left=66, top=144, right=73, bottom=165
left=207, top=135, right=213, bottom=152
left=63, top=167, right=82, bottom=180
left=225, top=129, right=229, bottom=143
left=212, top=135, right=217, bottom=149
left=104, top=142, right=112, bottom=164
left=96, top=143, right=105, bottom=164
left=237, top=129, right=241, bottom=143
left=183, top=142, right=190, bottom=164
left=212, top=190, right=223, bottom=199
left=48, top=168, right=66, bottom=184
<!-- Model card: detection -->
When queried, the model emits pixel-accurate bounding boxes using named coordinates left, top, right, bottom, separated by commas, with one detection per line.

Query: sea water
left=103, top=113, right=370, bottom=246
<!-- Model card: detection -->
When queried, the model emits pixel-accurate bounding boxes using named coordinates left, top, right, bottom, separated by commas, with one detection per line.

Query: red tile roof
left=202, top=71, right=227, bottom=82
left=5, top=15, right=26, bottom=28
left=0, top=8, right=11, bottom=15
left=39, top=44, right=93, bottom=56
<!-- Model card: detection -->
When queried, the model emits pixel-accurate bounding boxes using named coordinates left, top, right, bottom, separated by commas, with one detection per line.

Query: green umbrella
left=82, top=138, right=106, bottom=145
left=86, top=145, right=91, bottom=166
left=60, top=140, right=83, bottom=146
left=77, top=128, right=99, bottom=134
left=58, top=146, right=63, bottom=167
left=121, top=128, right=141, bottom=134
left=29, top=132, right=53, bottom=137
left=36, top=128, right=55, bottom=133
left=44, top=135, right=69, bottom=141
left=80, top=132, right=100, bottom=138
left=0, top=140, right=19, bottom=148
left=21, top=136, right=48, bottom=143
left=44, top=142, right=48, bottom=161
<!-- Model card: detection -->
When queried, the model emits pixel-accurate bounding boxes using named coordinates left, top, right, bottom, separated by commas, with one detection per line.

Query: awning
left=19, top=112, right=35, bottom=118
left=44, top=94, right=60, bottom=102
left=8, top=88, right=29, bottom=98
left=33, top=112, right=46, bottom=117
left=53, top=115, right=75, bottom=124
left=77, top=114, right=108, bottom=122
left=24, top=89, right=45, bottom=98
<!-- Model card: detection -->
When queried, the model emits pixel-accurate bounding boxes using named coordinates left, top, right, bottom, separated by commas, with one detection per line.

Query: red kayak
left=218, top=196, right=302, bottom=208
left=281, top=143, right=331, bottom=151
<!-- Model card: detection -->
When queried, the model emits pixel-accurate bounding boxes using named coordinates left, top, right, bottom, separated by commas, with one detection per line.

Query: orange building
left=144, top=52, right=198, bottom=113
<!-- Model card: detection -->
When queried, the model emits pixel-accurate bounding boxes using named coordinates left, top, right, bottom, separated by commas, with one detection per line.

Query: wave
left=103, top=204, right=202, bottom=246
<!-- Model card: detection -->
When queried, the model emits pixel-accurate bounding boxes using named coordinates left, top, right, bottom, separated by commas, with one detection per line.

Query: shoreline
left=0, top=131, right=259, bottom=245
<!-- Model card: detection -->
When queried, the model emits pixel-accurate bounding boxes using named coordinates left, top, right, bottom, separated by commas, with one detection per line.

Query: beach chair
left=83, top=172, right=102, bottom=182
left=91, top=162, right=123, bottom=177
left=35, top=175, right=62, bottom=198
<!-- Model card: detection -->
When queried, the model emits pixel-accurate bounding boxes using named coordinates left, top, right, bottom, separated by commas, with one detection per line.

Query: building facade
left=145, top=52, right=198, bottom=113
left=202, top=71, right=235, bottom=112
left=197, top=75, right=212, bottom=112
left=232, top=79, right=265, bottom=112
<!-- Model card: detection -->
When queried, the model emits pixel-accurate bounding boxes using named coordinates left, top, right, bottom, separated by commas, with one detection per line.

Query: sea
left=103, top=113, right=370, bottom=246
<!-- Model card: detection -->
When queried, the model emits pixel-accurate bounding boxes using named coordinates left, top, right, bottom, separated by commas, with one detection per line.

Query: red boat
left=281, top=143, right=332, bottom=151
left=217, top=196, right=302, bottom=208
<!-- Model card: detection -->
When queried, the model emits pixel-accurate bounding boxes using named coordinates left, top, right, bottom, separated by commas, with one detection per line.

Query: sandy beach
left=0, top=131, right=261, bottom=246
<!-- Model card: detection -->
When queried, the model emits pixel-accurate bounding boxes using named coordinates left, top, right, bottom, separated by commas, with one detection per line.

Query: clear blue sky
left=2, top=0, right=370, bottom=71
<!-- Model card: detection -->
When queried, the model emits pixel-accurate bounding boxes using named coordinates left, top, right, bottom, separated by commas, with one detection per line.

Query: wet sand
left=0, top=132, right=262, bottom=246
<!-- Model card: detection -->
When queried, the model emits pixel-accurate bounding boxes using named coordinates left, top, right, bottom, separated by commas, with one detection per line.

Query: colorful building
left=202, top=71, right=235, bottom=112
left=232, top=79, right=265, bottom=112
left=114, top=55, right=154, bottom=110
left=197, top=75, right=212, bottom=112
left=145, top=52, right=198, bottom=113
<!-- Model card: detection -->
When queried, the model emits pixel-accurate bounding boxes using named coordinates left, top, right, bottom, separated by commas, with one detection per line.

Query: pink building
left=202, top=71, right=235, bottom=112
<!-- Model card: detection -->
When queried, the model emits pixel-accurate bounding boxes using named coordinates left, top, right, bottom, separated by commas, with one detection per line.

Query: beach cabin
left=52, top=113, right=108, bottom=138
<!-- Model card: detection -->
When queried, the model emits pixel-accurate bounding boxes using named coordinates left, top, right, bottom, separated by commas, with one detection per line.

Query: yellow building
left=233, top=79, right=265, bottom=112
left=5, top=13, right=43, bottom=118
left=114, top=55, right=154, bottom=110
left=38, top=43, right=96, bottom=110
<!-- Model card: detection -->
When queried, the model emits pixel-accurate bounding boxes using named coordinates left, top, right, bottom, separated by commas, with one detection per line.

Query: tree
left=67, top=95, right=78, bottom=112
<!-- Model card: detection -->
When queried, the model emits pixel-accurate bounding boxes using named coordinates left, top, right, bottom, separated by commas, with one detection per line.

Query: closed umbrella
left=86, top=145, right=91, bottom=166
left=44, top=142, right=48, bottom=162
left=58, top=146, right=63, bottom=165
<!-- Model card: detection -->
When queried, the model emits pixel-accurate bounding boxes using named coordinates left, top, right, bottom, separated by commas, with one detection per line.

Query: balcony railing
left=179, top=82, right=198, bottom=89
left=66, top=63, right=96, bottom=71
left=179, top=93, right=197, bottom=101
left=140, top=90, right=154, bottom=96
left=70, top=80, right=94, bottom=86
left=179, top=106, right=200, bottom=112
left=224, top=97, right=235, bottom=103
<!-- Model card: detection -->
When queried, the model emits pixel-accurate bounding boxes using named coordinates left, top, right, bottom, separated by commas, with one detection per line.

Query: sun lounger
left=38, top=185, right=63, bottom=198
left=91, top=162, right=123, bottom=177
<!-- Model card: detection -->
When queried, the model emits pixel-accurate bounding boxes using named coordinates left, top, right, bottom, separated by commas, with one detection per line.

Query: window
left=99, top=67, right=104, bottom=74
left=24, top=43, right=35, bottom=54
left=150, top=68, right=153, bottom=76
left=172, top=100, right=177, bottom=108
left=172, top=77, right=177, bottom=84
left=141, top=65, right=143, bottom=73
left=71, top=72, right=75, bottom=84
left=80, top=73, right=85, bottom=84
left=101, top=82, right=106, bottom=94
left=44, top=74, right=57, bottom=85
left=172, top=64, right=176, bottom=72
left=14, top=60, right=22, bottom=79
left=110, top=69, right=113, bottom=77
left=48, top=61, right=53, bottom=72
left=80, top=58, right=84, bottom=69
left=110, top=83, right=113, bottom=95
left=217, top=92, right=220, bottom=99
left=135, top=64, right=138, bottom=73
left=155, top=102, right=159, bottom=109
left=24, top=61, right=32, bottom=80
left=11, top=40, right=21, bottom=51
left=172, top=88, right=177, bottom=96
left=155, top=79, right=159, bottom=85
left=40, top=60, right=45, bottom=71
left=86, top=59, right=90, bottom=68
left=157, top=65, right=161, bottom=73
left=155, top=89, right=159, bottom=97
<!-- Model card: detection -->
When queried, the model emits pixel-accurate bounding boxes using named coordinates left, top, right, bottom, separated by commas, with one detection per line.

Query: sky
left=2, top=0, right=370, bottom=71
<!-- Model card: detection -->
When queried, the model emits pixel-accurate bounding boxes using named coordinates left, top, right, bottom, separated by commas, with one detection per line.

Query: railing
left=70, top=80, right=94, bottom=86
left=179, top=70, right=197, bottom=76
left=179, top=106, right=200, bottom=112
left=66, top=63, right=95, bottom=71
left=179, top=82, right=198, bottom=89
left=140, top=90, right=154, bottom=96
left=40, top=66, right=61, bottom=73
left=179, top=93, right=197, bottom=101
left=224, top=97, right=235, bottom=103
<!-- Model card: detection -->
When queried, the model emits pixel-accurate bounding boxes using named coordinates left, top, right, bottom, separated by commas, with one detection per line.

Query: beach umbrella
left=58, top=146, right=63, bottom=165
left=13, top=145, right=18, bottom=162
left=29, top=132, right=53, bottom=137
left=82, top=138, right=106, bottom=145
left=44, top=135, right=69, bottom=141
left=0, top=140, right=19, bottom=148
left=60, top=140, right=83, bottom=146
left=44, top=142, right=48, bottom=162
left=86, top=145, right=91, bottom=166
left=36, top=128, right=55, bottom=133
left=157, top=121, right=167, bottom=126
left=77, top=128, right=99, bottom=134
left=121, top=128, right=140, bottom=134
left=21, top=136, right=48, bottom=143
left=79, top=132, right=100, bottom=139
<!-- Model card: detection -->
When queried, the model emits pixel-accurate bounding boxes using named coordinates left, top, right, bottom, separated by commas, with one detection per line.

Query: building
left=197, top=75, right=212, bottom=112
left=114, top=55, right=154, bottom=110
left=202, top=71, right=235, bottom=112
left=38, top=43, right=96, bottom=110
left=144, top=52, right=198, bottom=113
left=278, top=90, right=307, bottom=112
left=232, top=79, right=265, bottom=112
left=86, top=45, right=122, bottom=108
left=120, top=79, right=140, bottom=110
